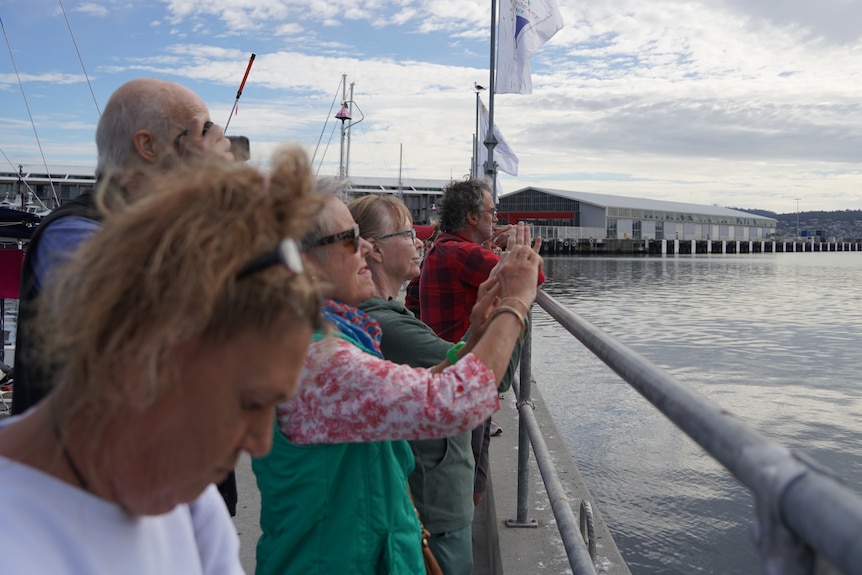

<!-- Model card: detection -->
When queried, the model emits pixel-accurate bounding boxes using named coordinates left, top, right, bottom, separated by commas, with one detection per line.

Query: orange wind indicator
left=224, top=53, right=256, bottom=134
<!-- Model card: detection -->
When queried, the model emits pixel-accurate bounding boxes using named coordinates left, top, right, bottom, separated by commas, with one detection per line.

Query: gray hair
left=437, top=178, right=490, bottom=234
left=300, top=178, right=349, bottom=259
left=95, top=79, right=180, bottom=179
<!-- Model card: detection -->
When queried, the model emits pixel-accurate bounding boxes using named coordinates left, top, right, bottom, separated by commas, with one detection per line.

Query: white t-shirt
left=0, top=423, right=244, bottom=574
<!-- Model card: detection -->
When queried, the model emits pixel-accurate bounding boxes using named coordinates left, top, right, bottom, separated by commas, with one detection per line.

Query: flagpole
left=485, top=0, right=500, bottom=203
left=473, top=90, right=479, bottom=179
left=473, top=83, right=486, bottom=179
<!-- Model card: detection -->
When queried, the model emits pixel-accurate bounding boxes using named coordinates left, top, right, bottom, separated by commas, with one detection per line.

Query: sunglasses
left=379, top=228, right=417, bottom=242
left=173, top=121, right=215, bottom=155
left=312, top=224, right=360, bottom=253
left=236, top=237, right=304, bottom=279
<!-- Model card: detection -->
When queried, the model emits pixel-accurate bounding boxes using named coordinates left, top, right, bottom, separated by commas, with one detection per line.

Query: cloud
left=0, top=73, right=89, bottom=87
left=275, top=22, right=303, bottom=35
left=76, top=3, right=109, bottom=17
left=4, top=0, right=862, bottom=211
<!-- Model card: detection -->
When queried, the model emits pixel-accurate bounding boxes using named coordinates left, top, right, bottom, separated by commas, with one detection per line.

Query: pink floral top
left=277, top=338, right=499, bottom=445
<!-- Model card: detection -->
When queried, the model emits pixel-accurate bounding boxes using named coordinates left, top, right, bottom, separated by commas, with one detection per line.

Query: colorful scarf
left=320, top=299, right=383, bottom=358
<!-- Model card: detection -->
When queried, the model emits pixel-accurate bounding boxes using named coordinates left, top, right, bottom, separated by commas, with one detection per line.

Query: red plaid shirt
left=419, top=232, right=544, bottom=343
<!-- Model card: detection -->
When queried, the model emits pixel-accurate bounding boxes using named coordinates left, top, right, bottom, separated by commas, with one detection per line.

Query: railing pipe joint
left=744, top=442, right=814, bottom=574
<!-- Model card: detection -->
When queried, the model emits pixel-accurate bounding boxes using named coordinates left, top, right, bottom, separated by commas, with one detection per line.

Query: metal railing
left=509, top=289, right=862, bottom=575
left=508, top=310, right=600, bottom=574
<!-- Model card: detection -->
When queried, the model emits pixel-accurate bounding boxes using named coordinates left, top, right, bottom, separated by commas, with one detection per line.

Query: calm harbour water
left=531, top=252, right=862, bottom=574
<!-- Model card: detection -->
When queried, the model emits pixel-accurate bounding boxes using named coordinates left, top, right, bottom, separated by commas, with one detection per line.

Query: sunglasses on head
left=236, top=237, right=305, bottom=279
left=312, top=224, right=360, bottom=253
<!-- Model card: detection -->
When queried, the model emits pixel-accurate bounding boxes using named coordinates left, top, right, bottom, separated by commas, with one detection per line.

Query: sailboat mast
left=338, top=74, right=348, bottom=179
left=346, top=81, right=355, bottom=179
left=398, top=143, right=403, bottom=199
left=16, top=165, right=24, bottom=210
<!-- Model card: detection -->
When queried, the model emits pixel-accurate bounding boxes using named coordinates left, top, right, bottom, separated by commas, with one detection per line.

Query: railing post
left=507, top=305, right=538, bottom=528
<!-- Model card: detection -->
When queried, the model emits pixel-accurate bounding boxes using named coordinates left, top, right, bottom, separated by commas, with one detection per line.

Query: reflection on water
left=533, top=253, right=862, bottom=575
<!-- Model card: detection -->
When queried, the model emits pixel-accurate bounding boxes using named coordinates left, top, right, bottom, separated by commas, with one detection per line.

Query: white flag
left=476, top=99, right=519, bottom=177
left=496, top=0, right=564, bottom=95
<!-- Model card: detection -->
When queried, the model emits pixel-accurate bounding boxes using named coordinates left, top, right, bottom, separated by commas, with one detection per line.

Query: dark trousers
left=216, top=471, right=237, bottom=516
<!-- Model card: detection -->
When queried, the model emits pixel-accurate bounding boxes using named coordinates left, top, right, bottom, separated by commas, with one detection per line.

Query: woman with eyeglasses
left=350, top=193, right=525, bottom=575
left=252, top=191, right=542, bottom=575
left=0, top=147, right=321, bottom=573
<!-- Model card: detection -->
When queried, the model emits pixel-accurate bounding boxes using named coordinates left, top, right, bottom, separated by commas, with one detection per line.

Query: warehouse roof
left=505, top=187, right=776, bottom=223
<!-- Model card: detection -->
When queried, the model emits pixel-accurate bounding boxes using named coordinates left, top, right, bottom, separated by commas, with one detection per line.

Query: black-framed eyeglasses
left=312, top=224, right=360, bottom=253
left=236, top=237, right=304, bottom=279
left=379, top=228, right=417, bottom=242
left=173, top=121, right=215, bottom=155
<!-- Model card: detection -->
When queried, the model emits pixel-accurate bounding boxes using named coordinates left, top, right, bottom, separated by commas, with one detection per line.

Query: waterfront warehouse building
left=496, top=187, right=777, bottom=242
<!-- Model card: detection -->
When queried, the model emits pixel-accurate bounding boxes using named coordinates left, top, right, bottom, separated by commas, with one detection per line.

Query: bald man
left=12, top=78, right=232, bottom=409
left=11, top=79, right=241, bottom=516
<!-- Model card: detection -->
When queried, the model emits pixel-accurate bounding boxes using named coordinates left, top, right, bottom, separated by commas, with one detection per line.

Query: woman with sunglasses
left=0, top=147, right=321, bottom=573
left=252, top=192, right=542, bottom=575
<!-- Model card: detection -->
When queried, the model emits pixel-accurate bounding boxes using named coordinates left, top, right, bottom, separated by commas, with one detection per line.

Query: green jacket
left=359, top=297, right=474, bottom=534
left=252, top=328, right=424, bottom=575
left=358, top=297, right=523, bottom=534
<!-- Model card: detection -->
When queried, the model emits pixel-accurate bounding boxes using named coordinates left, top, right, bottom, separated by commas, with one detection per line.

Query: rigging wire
left=0, top=17, right=59, bottom=207
left=315, top=118, right=341, bottom=178
left=0, top=147, right=47, bottom=208
left=0, top=147, right=18, bottom=173
left=58, top=0, right=101, bottom=117
left=312, top=77, right=344, bottom=174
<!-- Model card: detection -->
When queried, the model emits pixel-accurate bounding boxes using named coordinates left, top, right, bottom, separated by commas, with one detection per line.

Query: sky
left=2, top=0, right=862, bottom=214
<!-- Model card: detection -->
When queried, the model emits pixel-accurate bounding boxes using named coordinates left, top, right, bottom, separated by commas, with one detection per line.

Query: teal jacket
left=358, top=297, right=523, bottom=534
left=252, top=328, right=424, bottom=575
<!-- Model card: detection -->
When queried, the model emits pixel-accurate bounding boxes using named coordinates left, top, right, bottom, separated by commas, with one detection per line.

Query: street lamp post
left=795, top=197, right=801, bottom=239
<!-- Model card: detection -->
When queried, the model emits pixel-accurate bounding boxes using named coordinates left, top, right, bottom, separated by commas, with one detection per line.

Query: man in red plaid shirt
left=421, top=180, right=523, bottom=341
left=419, top=178, right=544, bottom=504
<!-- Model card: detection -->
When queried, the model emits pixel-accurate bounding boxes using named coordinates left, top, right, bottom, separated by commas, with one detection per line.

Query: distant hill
left=730, top=208, right=862, bottom=240
left=732, top=208, right=778, bottom=219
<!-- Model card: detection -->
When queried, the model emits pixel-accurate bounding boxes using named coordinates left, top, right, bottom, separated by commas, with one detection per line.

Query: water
left=531, top=252, right=862, bottom=574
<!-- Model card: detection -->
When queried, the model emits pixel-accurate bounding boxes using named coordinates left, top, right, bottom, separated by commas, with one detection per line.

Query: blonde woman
left=0, top=147, right=321, bottom=574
